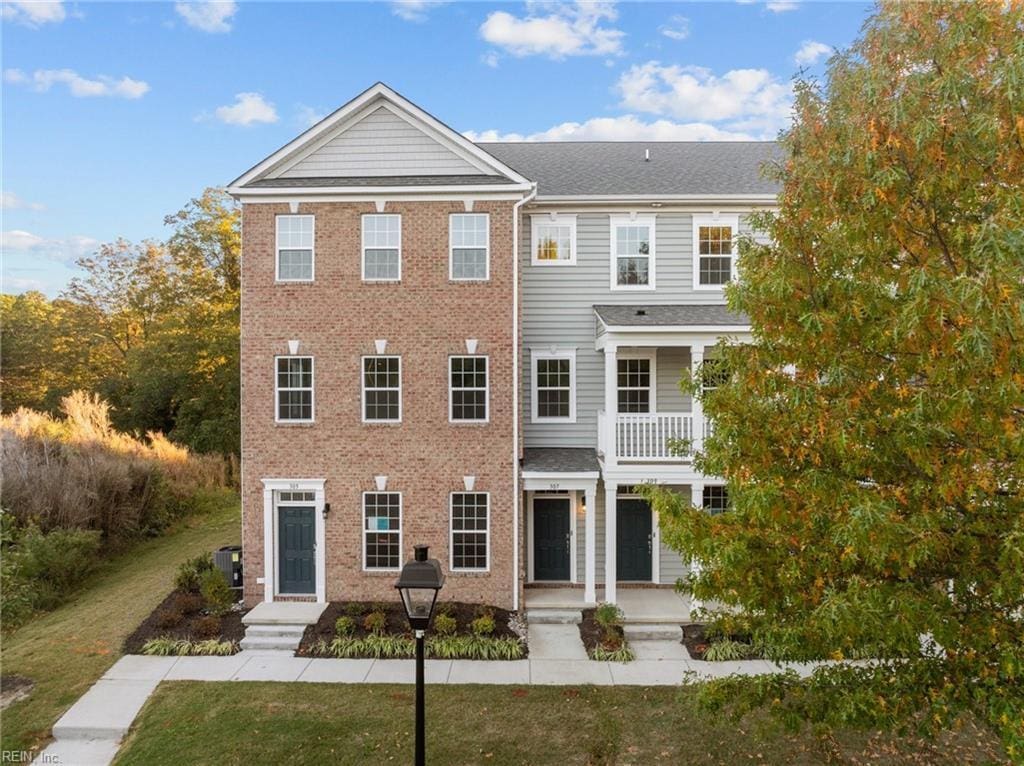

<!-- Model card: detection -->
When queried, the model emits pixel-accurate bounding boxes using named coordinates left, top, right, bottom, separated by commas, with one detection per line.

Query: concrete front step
left=623, top=623, right=684, bottom=641
left=242, top=601, right=327, bottom=626
left=239, top=634, right=304, bottom=652
left=243, top=624, right=309, bottom=639
left=525, top=608, right=582, bottom=625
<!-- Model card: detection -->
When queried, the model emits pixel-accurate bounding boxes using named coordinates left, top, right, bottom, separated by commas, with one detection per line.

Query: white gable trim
left=229, top=83, right=530, bottom=190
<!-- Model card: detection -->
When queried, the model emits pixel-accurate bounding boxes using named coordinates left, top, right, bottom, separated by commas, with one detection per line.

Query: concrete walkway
left=40, top=651, right=823, bottom=766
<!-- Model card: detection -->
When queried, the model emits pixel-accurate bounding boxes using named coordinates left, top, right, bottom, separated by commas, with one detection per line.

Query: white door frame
left=261, top=478, right=327, bottom=602
left=527, top=491, right=575, bottom=583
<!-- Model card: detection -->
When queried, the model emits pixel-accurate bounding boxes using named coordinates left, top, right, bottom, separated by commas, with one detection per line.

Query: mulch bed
left=681, top=622, right=762, bottom=661
left=578, top=608, right=628, bottom=656
left=123, top=589, right=248, bottom=654
left=298, top=600, right=518, bottom=651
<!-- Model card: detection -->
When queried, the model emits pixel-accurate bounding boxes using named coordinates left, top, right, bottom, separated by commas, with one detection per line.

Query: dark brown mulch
left=123, top=589, right=249, bottom=654
left=298, top=600, right=517, bottom=651
left=681, top=622, right=762, bottom=661
left=578, top=608, right=627, bottom=656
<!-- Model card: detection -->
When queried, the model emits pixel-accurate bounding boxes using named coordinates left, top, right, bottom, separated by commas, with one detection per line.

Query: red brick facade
left=240, top=199, right=519, bottom=609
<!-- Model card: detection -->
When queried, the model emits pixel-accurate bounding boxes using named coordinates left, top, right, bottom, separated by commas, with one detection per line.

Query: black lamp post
left=395, top=544, right=445, bottom=766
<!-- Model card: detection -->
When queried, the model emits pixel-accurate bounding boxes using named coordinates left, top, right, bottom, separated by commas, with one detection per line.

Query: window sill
left=274, top=280, right=315, bottom=285
left=361, top=421, right=403, bottom=426
left=361, top=279, right=402, bottom=285
left=531, top=260, right=577, bottom=267
left=449, top=420, right=490, bottom=426
left=275, top=421, right=315, bottom=427
left=448, top=570, right=491, bottom=576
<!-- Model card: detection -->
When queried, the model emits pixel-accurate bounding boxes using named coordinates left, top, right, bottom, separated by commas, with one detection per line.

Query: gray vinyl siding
left=655, top=347, right=691, bottom=412
left=523, top=213, right=753, bottom=449
left=278, top=106, right=483, bottom=178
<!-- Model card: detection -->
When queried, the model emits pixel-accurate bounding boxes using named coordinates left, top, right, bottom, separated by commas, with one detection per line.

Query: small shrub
left=190, top=639, right=236, bottom=656
left=427, top=635, right=525, bottom=660
left=591, top=644, right=635, bottom=662
left=470, top=614, right=495, bottom=637
left=363, top=611, right=387, bottom=635
left=433, top=613, right=457, bottom=636
left=155, top=608, right=184, bottom=630
left=702, top=639, right=755, bottom=662
left=141, top=637, right=186, bottom=656
left=173, top=592, right=204, bottom=615
left=141, top=637, right=236, bottom=656
left=199, top=568, right=234, bottom=616
left=594, top=602, right=623, bottom=629
left=175, top=553, right=216, bottom=593
left=334, top=616, right=356, bottom=637
left=327, top=634, right=414, bottom=659
left=193, top=614, right=221, bottom=639
left=344, top=602, right=365, bottom=618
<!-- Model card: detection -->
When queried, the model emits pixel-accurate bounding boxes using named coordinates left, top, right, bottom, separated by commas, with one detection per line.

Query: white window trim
left=274, top=355, right=314, bottom=424
left=530, top=347, right=577, bottom=424
left=692, top=213, right=740, bottom=291
left=609, top=214, right=656, bottom=291
left=449, top=491, right=490, bottom=573
left=449, top=213, right=490, bottom=281
left=361, top=355, right=402, bottom=424
left=616, top=348, right=658, bottom=414
left=530, top=214, right=577, bottom=266
left=362, top=490, right=403, bottom=572
left=260, top=478, right=326, bottom=603
left=275, top=214, right=315, bottom=283
left=361, top=213, right=402, bottom=282
left=449, top=355, right=489, bottom=424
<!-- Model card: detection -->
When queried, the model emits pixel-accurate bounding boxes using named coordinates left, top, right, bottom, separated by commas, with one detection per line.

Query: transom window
left=450, top=356, right=488, bottom=422
left=278, top=490, right=315, bottom=503
left=362, top=356, right=401, bottom=422
left=362, top=214, right=401, bottom=281
left=276, top=215, right=314, bottom=281
left=617, top=358, right=653, bottom=413
left=703, top=485, right=729, bottom=515
left=450, top=214, right=489, bottom=280
left=531, top=215, right=577, bottom=265
left=364, top=492, right=401, bottom=569
left=532, top=350, right=575, bottom=422
left=275, top=356, right=313, bottom=422
left=694, top=215, right=738, bottom=288
left=450, top=492, right=489, bottom=571
left=611, top=216, right=655, bottom=289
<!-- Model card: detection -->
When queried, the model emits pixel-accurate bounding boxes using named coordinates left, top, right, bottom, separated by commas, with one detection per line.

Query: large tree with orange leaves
left=642, top=1, right=1023, bottom=753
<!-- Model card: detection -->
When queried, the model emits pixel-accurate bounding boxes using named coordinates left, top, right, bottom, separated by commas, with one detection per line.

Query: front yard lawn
left=113, top=682, right=1009, bottom=765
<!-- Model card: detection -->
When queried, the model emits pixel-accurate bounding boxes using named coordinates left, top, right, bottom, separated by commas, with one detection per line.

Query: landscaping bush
left=173, top=592, right=204, bottom=615
left=433, top=613, right=457, bottom=636
left=334, top=616, right=356, bottom=636
left=427, top=635, right=525, bottom=661
left=193, top=615, right=222, bottom=639
left=363, top=611, right=387, bottom=635
left=155, top=607, right=184, bottom=630
left=141, top=637, right=237, bottom=656
left=344, top=602, right=365, bottom=618
left=199, top=568, right=234, bottom=616
left=470, top=614, right=495, bottom=637
left=326, top=634, right=415, bottom=659
left=174, top=553, right=216, bottom=593
left=591, top=644, right=635, bottom=662
left=702, top=639, right=757, bottom=662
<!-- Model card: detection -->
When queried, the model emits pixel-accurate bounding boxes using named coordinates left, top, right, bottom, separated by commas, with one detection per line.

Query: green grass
left=0, top=497, right=239, bottom=754
left=113, top=682, right=1008, bottom=766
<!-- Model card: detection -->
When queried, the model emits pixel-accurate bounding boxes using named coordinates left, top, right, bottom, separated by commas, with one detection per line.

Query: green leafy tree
left=641, top=1, right=1023, bottom=755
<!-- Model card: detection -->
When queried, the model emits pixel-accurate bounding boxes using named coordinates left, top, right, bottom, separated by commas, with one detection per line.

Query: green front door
left=533, top=498, right=571, bottom=581
left=279, top=506, right=315, bottom=594
left=617, top=498, right=652, bottom=581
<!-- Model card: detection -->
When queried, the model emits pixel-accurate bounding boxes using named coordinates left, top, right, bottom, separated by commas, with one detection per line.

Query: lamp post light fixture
left=395, top=544, right=445, bottom=766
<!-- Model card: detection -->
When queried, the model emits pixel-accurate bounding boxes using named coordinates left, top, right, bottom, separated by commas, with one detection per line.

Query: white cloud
left=794, top=40, right=831, bottom=66
left=482, top=51, right=500, bottom=68
left=616, top=61, right=791, bottom=137
left=391, top=0, right=447, bottom=22
left=480, top=1, right=624, bottom=59
left=214, top=92, right=278, bottom=126
left=659, top=14, right=689, bottom=41
left=1, top=1, right=66, bottom=27
left=464, top=115, right=756, bottom=143
left=4, top=68, right=149, bottom=99
left=1, top=191, right=45, bottom=211
left=174, top=1, right=237, bottom=33
left=1, top=230, right=99, bottom=265
left=766, top=1, right=798, bottom=12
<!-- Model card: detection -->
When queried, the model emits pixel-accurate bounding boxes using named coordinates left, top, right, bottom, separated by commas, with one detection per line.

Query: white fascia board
left=228, top=183, right=531, bottom=199
left=600, top=324, right=753, bottom=334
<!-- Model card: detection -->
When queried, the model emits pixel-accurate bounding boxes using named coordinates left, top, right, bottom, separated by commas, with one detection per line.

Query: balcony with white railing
left=598, top=410, right=707, bottom=462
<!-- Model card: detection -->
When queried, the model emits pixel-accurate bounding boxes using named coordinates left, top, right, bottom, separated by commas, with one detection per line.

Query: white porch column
left=584, top=483, right=597, bottom=603
left=690, top=343, right=705, bottom=454
left=689, top=482, right=705, bottom=617
left=603, top=343, right=618, bottom=467
left=604, top=481, right=618, bottom=604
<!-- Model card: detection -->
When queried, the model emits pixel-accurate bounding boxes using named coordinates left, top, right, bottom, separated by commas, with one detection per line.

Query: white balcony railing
left=616, top=412, right=693, bottom=461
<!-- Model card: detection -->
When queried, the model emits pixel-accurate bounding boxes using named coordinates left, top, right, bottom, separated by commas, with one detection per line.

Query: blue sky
left=1, top=0, right=872, bottom=296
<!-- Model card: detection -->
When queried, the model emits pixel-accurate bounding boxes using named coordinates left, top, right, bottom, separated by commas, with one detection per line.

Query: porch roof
left=521, top=448, right=600, bottom=476
left=594, top=303, right=748, bottom=329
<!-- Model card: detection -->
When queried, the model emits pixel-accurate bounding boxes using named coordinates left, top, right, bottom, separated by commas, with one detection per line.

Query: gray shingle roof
left=521, top=448, right=600, bottom=474
left=594, top=304, right=749, bottom=328
left=246, top=175, right=511, bottom=188
left=476, top=141, right=781, bottom=197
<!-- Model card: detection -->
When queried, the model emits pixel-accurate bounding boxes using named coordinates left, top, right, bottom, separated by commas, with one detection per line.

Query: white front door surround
left=261, top=478, right=327, bottom=603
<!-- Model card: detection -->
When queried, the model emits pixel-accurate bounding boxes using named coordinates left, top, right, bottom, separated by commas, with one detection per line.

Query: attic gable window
left=276, top=215, right=314, bottom=281
left=362, top=214, right=401, bottom=281
left=531, top=215, right=577, bottom=265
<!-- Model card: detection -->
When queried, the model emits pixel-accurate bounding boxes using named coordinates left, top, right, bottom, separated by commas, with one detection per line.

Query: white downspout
left=511, top=182, right=538, bottom=612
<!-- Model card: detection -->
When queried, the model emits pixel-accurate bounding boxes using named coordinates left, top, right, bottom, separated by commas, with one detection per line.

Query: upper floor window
left=450, top=492, right=489, bottom=571
left=531, top=348, right=576, bottom=423
left=610, top=215, right=655, bottom=290
left=617, top=356, right=654, bottom=413
left=276, top=215, right=314, bottom=282
left=693, top=214, right=739, bottom=289
left=531, top=215, right=576, bottom=265
left=362, top=214, right=401, bottom=281
left=275, top=356, right=313, bottom=422
left=362, top=356, right=401, bottom=422
left=450, top=214, right=489, bottom=281
left=450, top=356, right=488, bottom=423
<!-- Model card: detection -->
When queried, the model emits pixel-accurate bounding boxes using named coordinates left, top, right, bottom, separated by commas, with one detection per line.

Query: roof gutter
left=531, top=193, right=778, bottom=206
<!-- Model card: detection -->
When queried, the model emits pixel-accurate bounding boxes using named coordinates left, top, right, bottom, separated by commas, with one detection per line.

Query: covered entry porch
left=525, top=586, right=691, bottom=622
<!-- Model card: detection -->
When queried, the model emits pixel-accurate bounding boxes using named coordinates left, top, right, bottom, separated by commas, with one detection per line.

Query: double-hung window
left=362, top=356, right=401, bottom=422
left=702, top=485, right=729, bottom=515
left=531, top=215, right=577, bottom=265
left=450, top=356, right=488, bottom=423
left=693, top=214, right=739, bottom=289
left=450, top=214, right=489, bottom=280
left=450, top=492, right=489, bottom=571
left=611, top=215, right=655, bottom=289
left=364, top=492, right=401, bottom=569
left=617, top=356, right=654, bottom=413
left=362, top=214, right=401, bottom=281
left=276, top=215, right=314, bottom=281
left=531, top=349, right=576, bottom=422
left=275, top=356, right=313, bottom=422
